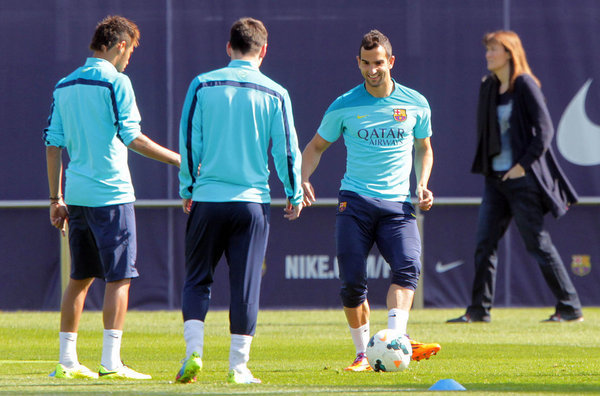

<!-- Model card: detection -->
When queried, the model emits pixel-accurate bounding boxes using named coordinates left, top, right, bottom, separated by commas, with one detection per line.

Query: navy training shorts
left=335, top=190, right=421, bottom=308
left=67, top=203, right=138, bottom=282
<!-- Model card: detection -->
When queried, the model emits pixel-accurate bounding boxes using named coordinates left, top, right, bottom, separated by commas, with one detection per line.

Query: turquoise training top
left=44, top=58, right=142, bottom=207
left=317, top=80, right=432, bottom=202
left=179, top=60, right=303, bottom=206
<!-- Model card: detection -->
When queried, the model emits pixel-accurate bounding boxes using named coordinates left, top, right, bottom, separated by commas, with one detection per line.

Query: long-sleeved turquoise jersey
left=43, top=57, right=142, bottom=207
left=179, top=60, right=303, bottom=205
left=317, top=80, right=432, bottom=202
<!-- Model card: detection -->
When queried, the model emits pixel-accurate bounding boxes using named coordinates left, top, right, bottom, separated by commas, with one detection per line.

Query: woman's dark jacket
left=471, top=73, right=578, bottom=218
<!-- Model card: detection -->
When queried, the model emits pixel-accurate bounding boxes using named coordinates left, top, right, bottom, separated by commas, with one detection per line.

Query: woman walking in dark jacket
left=447, top=30, right=582, bottom=323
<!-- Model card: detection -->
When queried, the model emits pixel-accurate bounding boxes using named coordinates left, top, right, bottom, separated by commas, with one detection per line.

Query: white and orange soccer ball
left=366, top=329, right=412, bottom=372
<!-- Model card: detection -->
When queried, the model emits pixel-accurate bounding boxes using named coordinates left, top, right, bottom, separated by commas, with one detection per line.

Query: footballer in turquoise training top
left=301, top=29, right=439, bottom=373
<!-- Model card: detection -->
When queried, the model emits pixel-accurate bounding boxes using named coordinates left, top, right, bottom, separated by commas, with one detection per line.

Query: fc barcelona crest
left=571, top=254, right=591, bottom=277
left=338, top=201, right=347, bottom=212
left=393, top=108, right=407, bottom=122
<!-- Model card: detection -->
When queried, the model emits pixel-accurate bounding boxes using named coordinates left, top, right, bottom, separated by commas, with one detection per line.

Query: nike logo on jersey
left=357, top=115, right=368, bottom=119
left=435, top=260, right=464, bottom=273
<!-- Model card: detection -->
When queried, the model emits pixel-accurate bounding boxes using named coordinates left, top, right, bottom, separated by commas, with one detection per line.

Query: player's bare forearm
left=129, top=134, right=181, bottom=167
left=46, top=146, right=63, bottom=199
left=301, top=134, right=331, bottom=206
left=414, top=137, right=434, bottom=211
left=46, top=146, right=68, bottom=234
left=414, top=138, right=433, bottom=189
left=301, top=146, right=321, bottom=183
left=415, top=152, right=433, bottom=190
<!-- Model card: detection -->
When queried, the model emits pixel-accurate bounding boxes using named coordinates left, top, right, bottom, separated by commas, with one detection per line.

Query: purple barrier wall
left=24, top=203, right=597, bottom=311
left=423, top=204, right=600, bottom=308
left=0, top=209, right=60, bottom=310
left=1, top=0, right=598, bottom=310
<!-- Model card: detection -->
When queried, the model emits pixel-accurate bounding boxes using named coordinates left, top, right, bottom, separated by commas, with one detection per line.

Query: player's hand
left=50, top=202, right=69, bottom=236
left=284, top=200, right=303, bottom=221
left=182, top=198, right=192, bottom=214
left=501, top=163, right=525, bottom=181
left=302, top=181, right=316, bottom=207
left=417, top=186, right=434, bottom=211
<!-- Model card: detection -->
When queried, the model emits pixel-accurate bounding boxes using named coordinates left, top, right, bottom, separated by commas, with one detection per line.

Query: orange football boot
left=409, top=339, right=441, bottom=361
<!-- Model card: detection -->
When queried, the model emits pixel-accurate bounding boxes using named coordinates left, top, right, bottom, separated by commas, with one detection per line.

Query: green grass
left=0, top=308, right=599, bottom=394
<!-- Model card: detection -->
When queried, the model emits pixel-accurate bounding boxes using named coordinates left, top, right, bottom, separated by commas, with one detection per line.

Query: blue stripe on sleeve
left=56, top=78, right=122, bottom=141
left=43, top=101, right=55, bottom=145
left=185, top=92, right=199, bottom=193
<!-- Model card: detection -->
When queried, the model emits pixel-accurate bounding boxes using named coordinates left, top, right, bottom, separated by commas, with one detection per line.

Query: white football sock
left=387, top=308, right=409, bottom=335
left=59, top=332, right=78, bottom=369
left=101, top=329, right=123, bottom=371
left=184, top=319, right=205, bottom=359
left=349, top=322, right=370, bottom=355
left=229, top=334, right=252, bottom=372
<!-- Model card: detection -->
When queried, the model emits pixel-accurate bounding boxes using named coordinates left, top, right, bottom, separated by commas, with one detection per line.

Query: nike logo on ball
left=357, top=115, right=367, bottom=119
left=435, top=260, right=464, bottom=273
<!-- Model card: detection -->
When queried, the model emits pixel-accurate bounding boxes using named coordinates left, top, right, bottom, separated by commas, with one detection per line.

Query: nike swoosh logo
left=557, top=79, right=600, bottom=166
left=435, top=260, right=464, bottom=273
left=357, top=115, right=367, bottom=119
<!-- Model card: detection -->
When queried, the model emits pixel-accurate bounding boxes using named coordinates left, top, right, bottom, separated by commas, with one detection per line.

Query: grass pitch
left=0, top=307, right=598, bottom=394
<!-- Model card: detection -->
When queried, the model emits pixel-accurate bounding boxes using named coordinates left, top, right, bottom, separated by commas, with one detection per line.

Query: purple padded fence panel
left=423, top=204, right=600, bottom=308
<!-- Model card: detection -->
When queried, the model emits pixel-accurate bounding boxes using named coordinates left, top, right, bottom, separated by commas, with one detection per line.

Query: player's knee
left=391, top=278, right=417, bottom=291
left=340, top=283, right=367, bottom=308
left=391, top=267, right=420, bottom=290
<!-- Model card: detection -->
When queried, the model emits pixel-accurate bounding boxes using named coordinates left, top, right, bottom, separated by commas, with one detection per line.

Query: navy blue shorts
left=335, top=190, right=421, bottom=308
left=67, top=203, right=138, bottom=282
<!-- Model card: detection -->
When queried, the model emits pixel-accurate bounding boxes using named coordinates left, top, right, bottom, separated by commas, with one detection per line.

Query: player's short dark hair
left=359, top=30, right=393, bottom=58
left=229, top=17, right=268, bottom=55
left=89, top=15, right=140, bottom=52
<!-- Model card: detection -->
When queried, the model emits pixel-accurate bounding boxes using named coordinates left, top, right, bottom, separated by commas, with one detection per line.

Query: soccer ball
left=366, top=329, right=412, bottom=372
